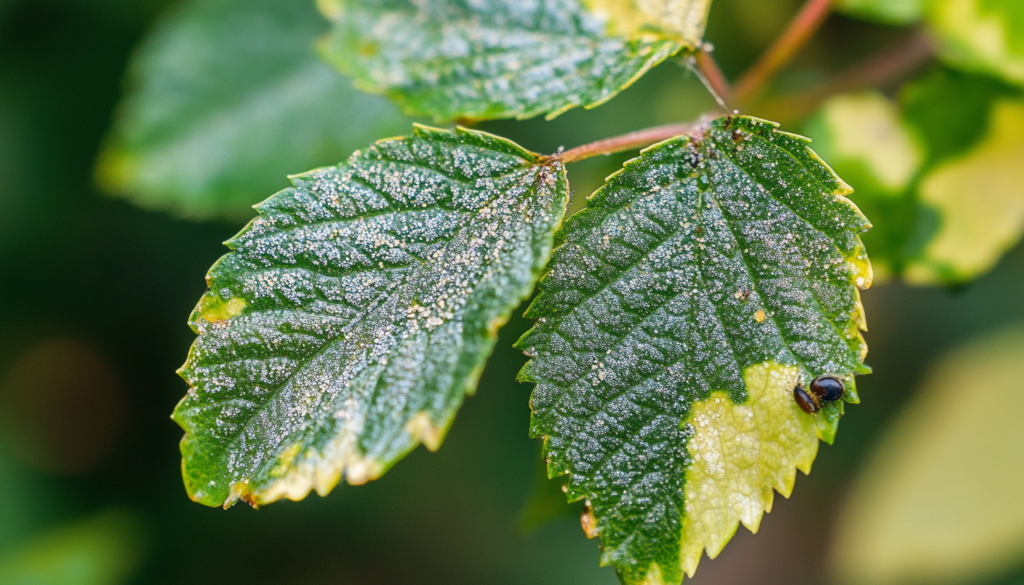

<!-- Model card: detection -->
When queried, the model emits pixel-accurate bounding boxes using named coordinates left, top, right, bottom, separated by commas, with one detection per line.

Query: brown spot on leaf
left=581, top=500, right=599, bottom=538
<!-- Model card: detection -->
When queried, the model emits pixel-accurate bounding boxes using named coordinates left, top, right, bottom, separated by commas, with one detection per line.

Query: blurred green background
left=1, top=0, right=1023, bottom=584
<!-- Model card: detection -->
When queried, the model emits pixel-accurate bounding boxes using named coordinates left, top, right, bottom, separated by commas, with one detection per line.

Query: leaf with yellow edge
left=906, top=98, right=1024, bottom=283
left=172, top=125, right=568, bottom=508
left=518, top=115, right=870, bottom=585
left=831, top=327, right=1024, bottom=585
left=804, top=67, right=1024, bottom=284
left=926, top=0, right=1024, bottom=87
left=318, top=0, right=709, bottom=122
left=678, top=362, right=821, bottom=576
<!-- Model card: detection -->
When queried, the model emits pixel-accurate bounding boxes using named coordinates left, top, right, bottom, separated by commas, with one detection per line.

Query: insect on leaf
left=172, top=126, right=567, bottom=508
left=317, top=0, right=711, bottom=122
left=517, top=116, right=871, bottom=585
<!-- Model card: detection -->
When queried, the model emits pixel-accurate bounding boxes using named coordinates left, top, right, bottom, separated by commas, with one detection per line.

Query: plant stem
left=757, top=30, right=935, bottom=123
left=694, top=48, right=735, bottom=110
left=553, top=120, right=710, bottom=164
left=733, top=0, right=833, bottom=105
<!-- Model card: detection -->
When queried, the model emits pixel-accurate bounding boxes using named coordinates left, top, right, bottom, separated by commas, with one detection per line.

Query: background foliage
left=1, top=0, right=1023, bottom=584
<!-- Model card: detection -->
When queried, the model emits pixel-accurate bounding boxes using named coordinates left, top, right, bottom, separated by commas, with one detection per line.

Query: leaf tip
left=404, top=412, right=445, bottom=452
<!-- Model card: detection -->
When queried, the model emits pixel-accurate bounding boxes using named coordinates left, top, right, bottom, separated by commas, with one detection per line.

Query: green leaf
left=317, top=0, right=711, bottom=122
left=172, top=125, right=568, bottom=508
left=803, top=92, right=925, bottom=282
left=517, top=116, right=870, bottom=585
left=804, top=68, right=1024, bottom=284
left=926, top=0, right=1024, bottom=86
left=831, top=327, right=1024, bottom=585
left=97, top=0, right=411, bottom=220
left=906, top=97, right=1024, bottom=283
left=834, top=0, right=923, bottom=25
left=804, top=92, right=924, bottom=198
left=0, top=509, right=146, bottom=585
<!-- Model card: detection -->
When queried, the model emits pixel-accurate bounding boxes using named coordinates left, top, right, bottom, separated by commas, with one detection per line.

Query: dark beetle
left=811, top=376, right=845, bottom=403
left=793, top=385, right=820, bottom=414
left=793, top=376, right=845, bottom=414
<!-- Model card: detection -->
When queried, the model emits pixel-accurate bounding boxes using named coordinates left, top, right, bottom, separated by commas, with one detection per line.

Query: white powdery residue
left=181, top=128, right=567, bottom=506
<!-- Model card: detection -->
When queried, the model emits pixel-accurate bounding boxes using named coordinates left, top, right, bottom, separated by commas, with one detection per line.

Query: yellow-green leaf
left=906, top=99, right=1024, bottom=283
left=803, top=68, right=1024, bottom=285
left=808, top=92, right=924, bottom=196
left=927, top=0, right=1024, bottom=86
left=831, top=327, right=1024, bottom=585
left=519, top=116, right=870, bottom=585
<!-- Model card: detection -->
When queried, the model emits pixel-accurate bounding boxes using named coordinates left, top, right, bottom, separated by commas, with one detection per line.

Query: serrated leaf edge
left=173, top=125, right=568, bottom=508
left=517, top=116, right=872, bottom=584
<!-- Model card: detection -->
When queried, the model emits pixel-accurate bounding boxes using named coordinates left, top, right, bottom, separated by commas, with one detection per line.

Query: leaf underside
left=517, top=116, right=871, bottom=585
left=318, top=0, right=696, bottom=122
left=173, top=126, right=567, bottom=508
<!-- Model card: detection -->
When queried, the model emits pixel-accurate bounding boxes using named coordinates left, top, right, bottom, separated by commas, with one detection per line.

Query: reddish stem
left=757, top=30, right=936, bottom=122
left=552, top=120, right=710, bottom=164
left=733, top=0, right=833, bottom=105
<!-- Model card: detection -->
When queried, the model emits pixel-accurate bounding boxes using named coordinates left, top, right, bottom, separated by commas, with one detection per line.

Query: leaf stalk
left=552, top=119, right=712, bottom=164
left=756, top=29, right=936, bottom=122
left=733, top=0, right=834, bottom=105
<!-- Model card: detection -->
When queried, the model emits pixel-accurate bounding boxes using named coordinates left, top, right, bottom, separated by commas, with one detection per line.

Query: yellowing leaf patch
left=585, top=0, right=712, bottom=45
left=679, top=362, right=821, bottom=577
left=927, top=0, right=1024, bottom=86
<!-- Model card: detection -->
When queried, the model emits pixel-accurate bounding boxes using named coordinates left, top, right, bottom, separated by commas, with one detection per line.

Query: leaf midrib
left=197, top=159, right=550, bottom=480
left=534, top=133, right=860, bottom=483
